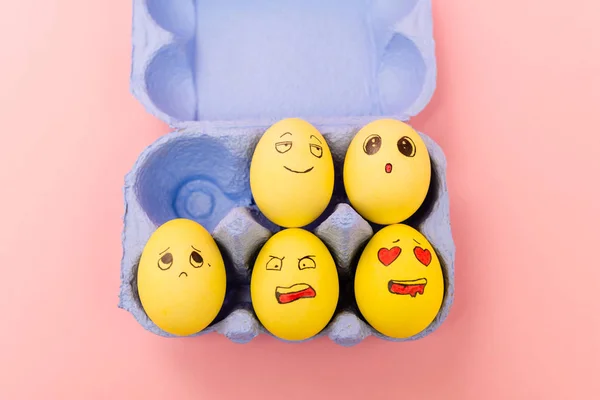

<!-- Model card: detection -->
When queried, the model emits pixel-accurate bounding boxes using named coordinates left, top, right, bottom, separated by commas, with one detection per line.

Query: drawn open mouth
left=179, top=272, right=188, bottom=278
left=388, top=278, right=427, bottom=297
left=284, top=166, right=314, bottom=174
left=275, top=283, right=316, bottom=304
left=385, top=163, right=393, bottom=174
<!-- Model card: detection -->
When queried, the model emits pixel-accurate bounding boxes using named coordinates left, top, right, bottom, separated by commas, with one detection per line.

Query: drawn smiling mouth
left=388, top=278, right=427, bottom=297
left=284, top=166, right=314, bottom=174
left=275, top=283, right=316, bottom=304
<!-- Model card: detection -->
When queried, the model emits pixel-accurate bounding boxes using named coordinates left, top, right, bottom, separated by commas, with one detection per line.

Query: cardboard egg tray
left=119, top=0, right=455, bottom=346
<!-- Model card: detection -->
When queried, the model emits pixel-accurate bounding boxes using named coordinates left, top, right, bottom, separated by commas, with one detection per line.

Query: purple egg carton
left=119, top=0, right=455, bottom=346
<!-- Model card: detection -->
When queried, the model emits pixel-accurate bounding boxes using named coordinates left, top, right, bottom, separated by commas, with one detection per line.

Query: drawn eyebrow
left=392, top=239, right=400, bottom=243
left=269, top=255, right=284, bottom=260
left=298, top=255, right=316, bottom=260
left=159, top=247, right=170, bottom=255
left=310, top=135, right=322, bottom=144
left=280, top=132, right=292, bottom=138
left=413, top=239, right=421, bottom=245
left=191, top=246, right=201, bottom=252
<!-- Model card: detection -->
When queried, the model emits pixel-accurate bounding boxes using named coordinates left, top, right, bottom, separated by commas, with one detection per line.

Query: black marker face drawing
left=361, top=132, right=418, bottom=174
left=274, top=131, right=324, bottom=174
left=249, top=118, right=335, bottom=229
left=397, top=136, right=416, bottom=157
left=265, top=254, right=319, bottom=304
left=298, top=255, right=316, bottom=270
left=189, top=249, right=204, bottom=268
left=377, top=238, right=431, bottom=297
left=249, top=227, right=340, bottom=341
left=377, top=239, right=431, bottom=297
left=156, top=246, right=210, bottom=278
left=266, top=256, right=284, bottom=271
left=157, top=248, right=173, bottom=270
left=363, top=134, right=382, bottom=155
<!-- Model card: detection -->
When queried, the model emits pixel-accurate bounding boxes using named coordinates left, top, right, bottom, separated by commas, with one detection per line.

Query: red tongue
left=277, top=287, right=316, bottom=304
left=389, top=283, right=426, bottom=297
left=385, top=163, right=393, bottom=173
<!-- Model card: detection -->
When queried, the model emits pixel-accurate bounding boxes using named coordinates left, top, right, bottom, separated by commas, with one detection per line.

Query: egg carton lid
left=131, top=0, right=437, bottom=131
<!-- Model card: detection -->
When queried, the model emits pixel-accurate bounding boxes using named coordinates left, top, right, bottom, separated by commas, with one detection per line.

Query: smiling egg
left=343, top=119, right=431, bottom=225
left=137, top=218, right=227, bottom=336
left=250, top=118, right=334, bottom=228
left=354, top=224, right=444, bottom=339
left=251, top=228, right=339, bottom=341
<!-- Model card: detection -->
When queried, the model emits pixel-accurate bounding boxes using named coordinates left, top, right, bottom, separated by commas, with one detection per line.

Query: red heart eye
left=378, top=247, right=401, bottom=266
left=413, top=247, right=432, bottom=266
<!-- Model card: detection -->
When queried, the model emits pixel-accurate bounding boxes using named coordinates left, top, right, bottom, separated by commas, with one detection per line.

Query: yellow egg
left=137, top=218, right=227, bottom=336
left=343, top=119, right=431, bottom=225
left=354, top=224, right=444, bottom=339
left=251, top=228, right=339, bottom=341
left=250, top=118, right=334, bottom=228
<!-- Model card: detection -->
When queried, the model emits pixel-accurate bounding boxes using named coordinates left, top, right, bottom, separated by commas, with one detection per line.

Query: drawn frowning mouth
left=179, top=272, right=188, bottom=278
left=388, top=278, right=427, bottom=297
left=275, top=283, right=316, bottom=304
left=284, top=166, right=314, bottom=174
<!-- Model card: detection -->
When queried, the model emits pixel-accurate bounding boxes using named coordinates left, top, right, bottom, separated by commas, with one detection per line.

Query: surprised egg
left=250, top=228, right=339, bottom=341
left=137, top=218, right=227, bottom=336
left=343, top=119, right=431, bottom=225
left=354, top=224, right=444, bottom=339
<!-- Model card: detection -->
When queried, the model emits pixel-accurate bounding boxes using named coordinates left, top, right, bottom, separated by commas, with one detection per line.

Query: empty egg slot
left=134, top=135, right=252, bottom=233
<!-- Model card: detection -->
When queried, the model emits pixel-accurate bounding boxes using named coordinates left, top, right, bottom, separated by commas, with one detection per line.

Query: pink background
left=1, top=1, right=599, bottom=398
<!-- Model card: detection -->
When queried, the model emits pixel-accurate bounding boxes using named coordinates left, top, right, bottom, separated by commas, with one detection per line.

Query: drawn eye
left=397, top=136, right=416, bottom=157
left=363, top=134, right=381, bottom=155
left=309, top=144, right=323, bottom=158
left=266, top=256, right=284, bottom=271
left=275, top=141, right=292, bottom=154
left=413, top=247, right=432, bottom=266
left=158, top=252, right=173, bottom=270
left=189, top=250, right=204, bottom=268
left=298, top=256, right=316, bottom=270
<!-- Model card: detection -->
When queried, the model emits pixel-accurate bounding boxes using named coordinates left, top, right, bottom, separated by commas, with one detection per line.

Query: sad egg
left=354, top=224, right=444, bottom=339
left=251, top=228, right=339, bottom=341
left=343, top=119, right=431, bottom=225
left=250, top=118, right=335, bottom=228
left=137, top=218, right=227, bottom=336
